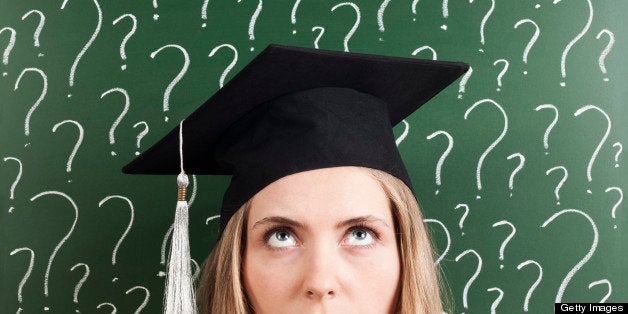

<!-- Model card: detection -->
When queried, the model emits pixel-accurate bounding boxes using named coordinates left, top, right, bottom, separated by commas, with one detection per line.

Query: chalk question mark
left=52, top=120, right=84, bottom=174
left=201, top=0, right=210, bottom=27
left=96, top=303, right=116, bottom=312
left=588, top=280, right=612, bottom=303
left=125, top=286, right=150, bottom=313
left=153, top=0, right=159, bottom=20
left=546, top=166, right=568, bottom=205
left=534, top=104, right=558, bottom=155
left=291, top=0, right=302, bottom=34
left=395, top=120, right=409, bottom=146
left=312, top=26, right=325, bottom=49
left=457, top=66, right=473, bottom=99
left=455, top=204, right=469, bottom=236
left=541, top=209, right=598, bottom=303
left=99, top=195, right=135, bottom=265
left=15, top=68, right=48, bottom=144
left=70, top=263, right=89, bottom=303
left=331, top=2, right=360, bottom=52
left=100, top=88, right=130, bottom=156
left=426, top=130, right=453, bottom=195
left=492, top=220, right=515, bottom=269
left=237, top=0, right=262, bottom=51
left=9, top=247, right=35, bottom=304
left=486, top=287, right=503, bottom=313
left=3, top=157, right=22, bottom=203
left=553, top=0, right=593, bottom=87
left=493, top=59, right=508, bottom=91
left=506, top=153, right=525, bottom=197
left=61, top=0, right=102, bottom=97
left=208, top=44, right=238, bottom=88
left=513, top=19, right=539, bottom=75
left=30, top=191, right=79, bottom=298
left=377, top=0, right=391, bottom=40
left=455, top=249, right=482, bottom=311
left=412, top=46, right=437, bottom=60
left=595, top=29, right=615, bottom=82
left=468, top=0, right=495, bottom=52
left=604, top=187, right=622, bottom=229
left=0, top=26, right=16, bottom=76
left=21, top=10, right=45, bottom=57
left=112, top=14, right=137, bottom=71
left=150, top=44, right=190, bottom=123
left=464, top=99, right=509, bottom=199
left=516, top=260, right=543, bottom=312
left=422, top=219, right=451, bottom=265
left=133, top=121, right=149, bottom=156
left=612, top=142, right=622, bottom=168
left=574, top=105, right=611, bottom=194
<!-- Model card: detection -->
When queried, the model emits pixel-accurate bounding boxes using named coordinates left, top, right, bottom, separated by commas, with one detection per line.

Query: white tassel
left=163, top=121, right=197, bottom=313
left=164, top=173, right=197, bottom=314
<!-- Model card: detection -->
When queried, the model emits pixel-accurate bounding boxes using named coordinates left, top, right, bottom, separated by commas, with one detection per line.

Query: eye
left=345, top=227, right=375, bottom=246
left=266, top=228, right=297, bottom=248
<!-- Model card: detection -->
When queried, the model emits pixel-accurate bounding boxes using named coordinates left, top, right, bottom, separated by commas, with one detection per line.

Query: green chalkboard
left=1, top=0, right=626, bottom=312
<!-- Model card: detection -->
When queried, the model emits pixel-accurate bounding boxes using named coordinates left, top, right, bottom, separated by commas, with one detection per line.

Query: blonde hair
left=196, top=167, right=453, bottom=313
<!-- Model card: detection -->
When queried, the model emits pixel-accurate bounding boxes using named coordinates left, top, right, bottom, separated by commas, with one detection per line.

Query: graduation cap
left=123, top=43, right=469, bottom=312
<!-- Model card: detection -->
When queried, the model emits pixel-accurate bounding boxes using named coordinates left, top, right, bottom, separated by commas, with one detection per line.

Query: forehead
left=248, top=167, right=393, bottom=225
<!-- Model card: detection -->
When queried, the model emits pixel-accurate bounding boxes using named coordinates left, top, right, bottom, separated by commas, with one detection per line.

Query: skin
left=243, top=166, right=401, bottom=314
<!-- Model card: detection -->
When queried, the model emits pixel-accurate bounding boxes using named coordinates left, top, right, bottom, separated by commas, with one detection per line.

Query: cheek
left=243, top=250, right=301, bottom=308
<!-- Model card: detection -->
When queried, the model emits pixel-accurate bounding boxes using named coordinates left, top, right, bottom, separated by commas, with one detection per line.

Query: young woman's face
left=243, top=166, right=401, bottom=313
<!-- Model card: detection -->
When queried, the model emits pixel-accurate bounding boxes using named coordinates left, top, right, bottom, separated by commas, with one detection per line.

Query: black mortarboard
left=124, top=43, right=469, bottom=231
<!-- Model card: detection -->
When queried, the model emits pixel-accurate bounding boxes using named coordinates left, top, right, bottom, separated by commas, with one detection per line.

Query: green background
left=1, top=0, right=626, bottom=312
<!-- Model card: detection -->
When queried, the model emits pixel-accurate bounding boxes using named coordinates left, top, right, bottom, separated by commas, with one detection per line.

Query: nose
left=302, top=243, right=340, bottom=299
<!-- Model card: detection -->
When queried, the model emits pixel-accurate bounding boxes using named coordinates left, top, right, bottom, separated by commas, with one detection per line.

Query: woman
left=196, top=166, right=454, bottom=313
left=123, top=44, right=468, bottom=313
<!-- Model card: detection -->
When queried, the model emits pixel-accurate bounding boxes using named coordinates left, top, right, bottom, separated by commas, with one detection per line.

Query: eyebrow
left=251, top=214, right=390, bottom=230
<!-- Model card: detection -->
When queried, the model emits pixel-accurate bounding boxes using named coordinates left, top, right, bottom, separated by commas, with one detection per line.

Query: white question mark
left=546, top=166, right=568, bottom=205
left=96, top=302, right=116, bottom=313
left=61, top=0, right=102, bottom=97
left=208, top=44, right=238, bottom=88
left=426, top=130, right=453, bottom=195
left=595, top=29, right=615, bottom=82
left=534, top=104, right=558, bottom=155
left=604, top=187, right=622, bottom=229
left=574, top=105, right=611, bottom=194
left=411, top=0, right=420, bottom=21
left=516, top=260, right=543, bottom=312
left=236, top=0, right=262, bottom=51
left=457, top=66, right=473, bottom=99
left=506, top=153, right=525, bottom=197
left=492, top=220, right=515, bottom=269
left=15, top=68, right=48, bottom=142
left=100, top=88, right=130, bottom=156
left=70, top=263, right=89, bottom=303
left=468, top=0, right=495, bottom=52
left=291, top=0, right=302, bottom=34
left=312, top=26, right=325, bottom=48
left=588, top=280, right=612, bottom=302
left=553, top=0, right=593, bottom=87
left=0, top=26, right=16, bottom=76
left=541, top=209, right=598, bottom=303
left=441, top=0, right=449, bottom=30
left=125, top=286, right=150, bottom=313
left=3, top=157, right=22, bottom=201
left=395, top=119, right=409, bottom=146
left=30, top=191, right=79, bottom=297
left=99, top=195, right=135, bottom=265
left=331, top=2, right=360, bottom=52
left=9, top=247, right=35, bottom=303
left=21, top=10, right=45, bottom=57
left=202, top=0, right=210, bottom=27
left=133, top=121, right=149, bottom=156
left=153, top=0, right=159, bottom=20
left=150, top=44, right=190, bottom=123
left=464, top=99, right=509, bottom=199
left=513, top=19, right=539, bottom=75
left=493, top=59, right=508, bottom=91
left=112, top=14, right=137, bottom=71
left=454, top=249, right=482, bottom=311
left=486, top=287, right=504, bottom=313
left=612, top=142, right=622, bottom=168
left=52, top=120, right=84, bottom=173
left=422, top=219, right=451, bottom=265
left=377, top=0, right=391, bottom=39
left=455, top=203, right=469, bottom=236
left=412, top=46, right=437, bottom=60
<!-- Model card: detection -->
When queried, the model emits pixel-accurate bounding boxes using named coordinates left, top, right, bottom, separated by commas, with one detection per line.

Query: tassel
left=163, top=122, right=197, bottom=313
